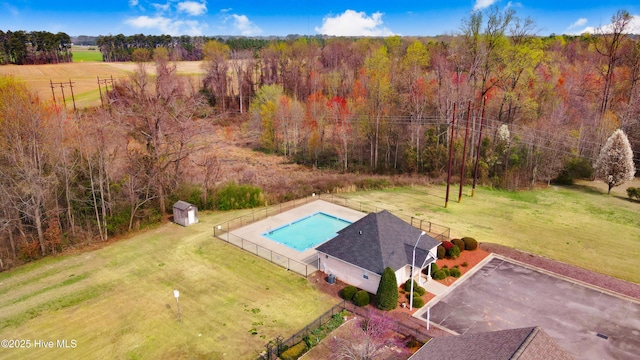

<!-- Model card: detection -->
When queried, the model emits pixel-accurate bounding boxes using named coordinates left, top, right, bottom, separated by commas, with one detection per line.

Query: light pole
left=174, top=289, right=181, bottom=323
left=410, top=231, right=426, bottom=310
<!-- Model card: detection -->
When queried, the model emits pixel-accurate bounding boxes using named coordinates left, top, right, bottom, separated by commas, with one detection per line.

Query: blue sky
left=1, top=0, right=639, bottom=37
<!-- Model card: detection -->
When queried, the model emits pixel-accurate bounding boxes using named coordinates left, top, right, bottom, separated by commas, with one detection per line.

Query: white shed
left=173, top=201, right=198, bottom=226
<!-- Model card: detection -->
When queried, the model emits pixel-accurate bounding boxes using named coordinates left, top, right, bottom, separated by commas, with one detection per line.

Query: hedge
left=353, top=290, right=370, bottom=307
left=280, top=341, right=307, bottom=360
left=462, top=237, right=478, bottom=250
left=342, top=285, right=357, bottom=301
left=451, top=238, right=465, bottom=251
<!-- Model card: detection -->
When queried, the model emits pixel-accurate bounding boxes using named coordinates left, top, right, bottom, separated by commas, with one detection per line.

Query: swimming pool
left=262, top=212, right=352, bottom=251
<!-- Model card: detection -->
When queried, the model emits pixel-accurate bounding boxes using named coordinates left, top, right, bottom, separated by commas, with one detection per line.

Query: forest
left=0, top=7, right=638, bottom=269
left=0, top=30, right=72, bottom=65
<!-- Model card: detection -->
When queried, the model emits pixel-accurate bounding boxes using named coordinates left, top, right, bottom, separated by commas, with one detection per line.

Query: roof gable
left=173, top=200, right=194, bottom=211
left=410, top=327, right=573, bottom=360
left=316, top=210, right=440, bottom=274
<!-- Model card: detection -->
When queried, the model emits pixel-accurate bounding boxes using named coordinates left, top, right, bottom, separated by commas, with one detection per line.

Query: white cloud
left=152, top=3, right=170, bottom=12
left=3, top=2, right=19, bottom=16
left=125, top=15, right=207, bottom=36
left=129, top=0, right=139, bottom=6
left=177, top=1, right=207, bottom=16
left=315, top=10, right=395, bottom=37
left=572, top=14, right=640, bottom=35
left=231, top=14, right=262, bottom=36
left=473, top=0, right=497, bottom=11
left=568, top=18, right=588, bottom=29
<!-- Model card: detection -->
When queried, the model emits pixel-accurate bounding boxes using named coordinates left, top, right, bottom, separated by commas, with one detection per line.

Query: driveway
left=423, top=256, right=640, bottom=359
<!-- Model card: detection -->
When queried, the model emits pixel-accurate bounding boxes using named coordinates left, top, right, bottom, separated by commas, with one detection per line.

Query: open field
left=340, top=179, right=640, bottom=284
left=0, top=62, right=206, bottom=108
left=71, top=46, right=103, bottom=62
left=0, top=210, right=339, bottom=359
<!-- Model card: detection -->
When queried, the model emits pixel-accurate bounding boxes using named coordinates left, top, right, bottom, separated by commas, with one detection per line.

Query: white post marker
left=410, top=231, right=426, bottom=311
left=174, top=289, right=181, bottom=323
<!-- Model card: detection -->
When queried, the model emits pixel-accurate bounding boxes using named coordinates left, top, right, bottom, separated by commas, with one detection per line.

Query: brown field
left=0, top=62, right=206, bottom=108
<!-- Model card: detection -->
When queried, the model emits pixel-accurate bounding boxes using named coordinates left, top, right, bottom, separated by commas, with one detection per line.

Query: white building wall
left=320, top=255, right=381, bottom=294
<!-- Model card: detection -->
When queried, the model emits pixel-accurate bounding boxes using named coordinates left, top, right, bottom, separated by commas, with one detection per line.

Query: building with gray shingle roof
left=410, top=326, right=573, bottom=360
left=316, top=210, right=440, bottom=294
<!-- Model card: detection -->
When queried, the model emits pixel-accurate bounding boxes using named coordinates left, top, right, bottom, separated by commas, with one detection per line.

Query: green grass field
left=0, top=210, right=339, bottom=359
left=0, top=179, right=638, bottom=359
left=340, top=179, right=640, bottom=283
left=71, top=46, right=103, bottom=62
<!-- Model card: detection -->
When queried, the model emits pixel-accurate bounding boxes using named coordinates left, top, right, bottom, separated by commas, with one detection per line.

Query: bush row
left=341, top=285, right=371, bottom=307
left=431, top=264, right=463, bottom=280
left=436, top=237, right=478, bottom=260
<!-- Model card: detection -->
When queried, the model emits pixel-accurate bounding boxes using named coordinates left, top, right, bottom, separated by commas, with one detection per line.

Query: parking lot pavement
left=423, top=256, right=640, bottom=360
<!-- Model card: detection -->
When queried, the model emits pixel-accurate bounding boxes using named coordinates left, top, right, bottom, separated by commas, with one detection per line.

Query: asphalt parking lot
left=424, top=256, right=640, bottom=359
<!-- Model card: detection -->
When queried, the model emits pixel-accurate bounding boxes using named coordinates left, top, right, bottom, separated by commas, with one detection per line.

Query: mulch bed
left=308, top=242, right=640, bottom=345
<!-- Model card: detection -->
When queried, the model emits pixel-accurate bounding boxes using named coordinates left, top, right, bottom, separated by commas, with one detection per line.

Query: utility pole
left=445, top=103, right=456, bottom=208
left=472, top=97, right=487, bottom=197
left=459, top=101, right=472, bottom=203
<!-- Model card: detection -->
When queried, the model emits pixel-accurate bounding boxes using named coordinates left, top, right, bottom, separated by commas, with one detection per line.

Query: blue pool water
left=262, top=212, right=352, bottom=251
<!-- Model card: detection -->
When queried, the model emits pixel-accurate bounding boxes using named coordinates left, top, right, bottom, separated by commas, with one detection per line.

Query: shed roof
left=316, top=210, right=440, bottom=275
left=410, top=326, right=573, bottom=360
left=173, top=200, right=195, bottom=211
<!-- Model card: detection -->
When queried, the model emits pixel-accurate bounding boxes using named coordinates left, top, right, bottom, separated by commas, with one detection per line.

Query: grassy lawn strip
left=0, top=283, right=109, bottom=331
left=7, top=273, right=90, bottom=306
left=0, top=210, right=339, bottom=359
left=341, top=181, right=640, bottom=283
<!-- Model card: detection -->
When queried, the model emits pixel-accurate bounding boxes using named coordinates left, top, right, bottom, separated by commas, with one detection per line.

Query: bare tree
left=329, top=312, right=410, bottom=360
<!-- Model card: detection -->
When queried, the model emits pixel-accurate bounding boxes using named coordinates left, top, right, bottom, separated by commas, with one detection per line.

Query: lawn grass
left=340, top=179, right=640, bottom=284
left=0, top=210, right=339, bottom=359
left=72, top=46, right=103, bottom=62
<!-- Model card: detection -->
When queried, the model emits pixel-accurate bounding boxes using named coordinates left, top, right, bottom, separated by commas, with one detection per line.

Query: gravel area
left=480, top=243, right=640, bottom=301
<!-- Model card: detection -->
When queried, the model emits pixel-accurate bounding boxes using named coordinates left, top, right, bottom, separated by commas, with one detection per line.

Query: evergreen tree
left=595, top=129, right=636, bottom=194
left=376, top=267, right=398, bottom=311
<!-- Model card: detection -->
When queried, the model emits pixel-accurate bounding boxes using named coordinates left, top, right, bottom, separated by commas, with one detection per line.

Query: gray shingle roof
left=410, top=326, right=573, bottom=360
left=173, top=200, right=194, bottom=211
left=316, top=210, right=441, bottom=275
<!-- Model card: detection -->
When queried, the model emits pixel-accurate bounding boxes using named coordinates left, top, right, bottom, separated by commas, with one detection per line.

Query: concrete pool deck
left=229, top=200, right=366, bottom=264
left=420, top=255, right=640, bottom=359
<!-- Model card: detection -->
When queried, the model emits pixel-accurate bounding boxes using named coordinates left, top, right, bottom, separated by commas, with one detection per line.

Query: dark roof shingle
left=316, top=210, right=440, bottom=274
left=410, top=326, right=573, bottom=360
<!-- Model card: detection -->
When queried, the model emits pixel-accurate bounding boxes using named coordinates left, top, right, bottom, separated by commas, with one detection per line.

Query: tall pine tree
left=376, top=267, right=399, bottom=311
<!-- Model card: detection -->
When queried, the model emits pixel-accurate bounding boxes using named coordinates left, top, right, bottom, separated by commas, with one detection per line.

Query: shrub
left=353, top=290, right=370, bottom=307
left=462, top=237, right=478, bottom=251
left=461, top=261, right=468, bottom=267
left=450, top=267, right=462, bottom=278
left=376, top=267, right=399, bottom=310
left=452, top=238, right=465, bottom=251
left=442, top=241, right=454, bottom=250
left=215, top=181, right=265, bottom=210
left=627, top=187, right=640, bottom=200
left=436, top=245, right=446, bottom=259
left=412, top=296, right=425, bottom=308
left=280, top=341, right=307, bottom=360
left=447, top=245, right=461, bottom=259
left=554, top=157, right=593, bottom=185
left=342, top=285, right=357, bottom=301
left=442, top=268, right=450, bottom=277
left=430, top=263, right=439, bottom=274
left=432, top=269, right=447, bottom=280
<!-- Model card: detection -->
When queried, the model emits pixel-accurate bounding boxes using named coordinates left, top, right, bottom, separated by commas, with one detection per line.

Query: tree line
left=0, top=7, right=638, bottom=269
left=0, top=30, right=72, bottom=65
